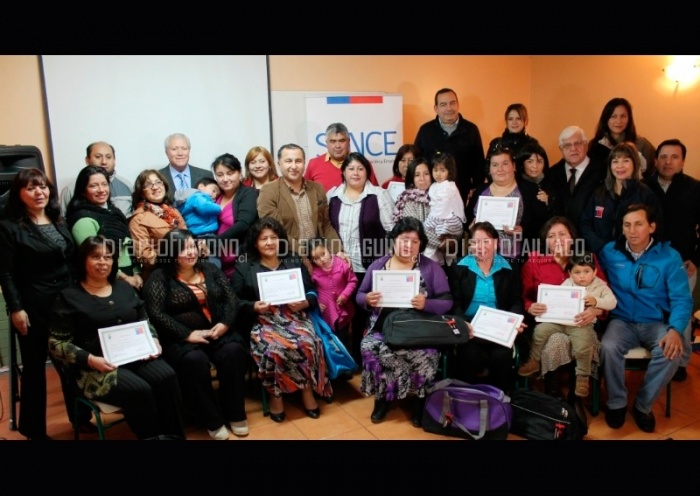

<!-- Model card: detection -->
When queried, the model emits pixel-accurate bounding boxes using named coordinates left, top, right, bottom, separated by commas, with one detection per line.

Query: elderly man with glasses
left=548, top=125, right=607, bottom=234
left=598, top=203, right=692, bottom=433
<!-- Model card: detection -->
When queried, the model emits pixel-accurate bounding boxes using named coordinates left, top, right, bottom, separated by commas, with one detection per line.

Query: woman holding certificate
left=48, top=235, right=186, bottom=440
left=143, top=228, right=249, bottom=440
left=520, top=216, right=607, bottom=397
left=466, top=145, right=546, bottom=265
left=448, top=222, right=525, bottom=393
left=356, top=216, right=453, bottom=426
left=231, top=217, right=332, bottom=423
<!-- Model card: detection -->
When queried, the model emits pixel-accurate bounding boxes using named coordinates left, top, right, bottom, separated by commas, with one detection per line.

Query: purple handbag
left=422, top=378, right=513, bottom=440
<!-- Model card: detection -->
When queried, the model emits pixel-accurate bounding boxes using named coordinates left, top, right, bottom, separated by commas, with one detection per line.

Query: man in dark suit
left=643, top=138, right=700, bottom=382
left=414, top=88, right=485, bottom=203
left=159, top=133, right=213, bottom=202
left=548, top=125, right=606, bottom=237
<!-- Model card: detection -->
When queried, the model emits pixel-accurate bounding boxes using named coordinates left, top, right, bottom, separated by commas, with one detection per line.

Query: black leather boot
left=412, top=397, right=426, bottom=428
left=371, top=398, right=389, bottom=423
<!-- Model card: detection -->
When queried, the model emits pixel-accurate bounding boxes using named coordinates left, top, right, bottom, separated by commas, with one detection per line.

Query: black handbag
left=509, top=389, right=588, bottom=440
left=382, top=309, right=471, bottom=348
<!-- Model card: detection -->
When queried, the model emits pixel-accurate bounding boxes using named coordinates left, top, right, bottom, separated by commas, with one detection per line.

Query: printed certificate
left=475, top=196, right=520, bottom=229
left=372, top=270, right=420, bottom=308
left=257, top=268, right=305, bottom=305
left=98, top=320, right=157, bottom=367
left=535, top=284, right=586, bottom=326
left=470, top=305, right=523, bottom=348
left=387, top=181, right=405, bottom=203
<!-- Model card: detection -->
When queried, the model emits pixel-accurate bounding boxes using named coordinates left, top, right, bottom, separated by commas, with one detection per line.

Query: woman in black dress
left=48, top=236, right=185, bottom=439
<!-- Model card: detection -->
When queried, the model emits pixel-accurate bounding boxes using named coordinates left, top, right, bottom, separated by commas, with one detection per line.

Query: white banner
left=305, top=94, right=403, bottom=184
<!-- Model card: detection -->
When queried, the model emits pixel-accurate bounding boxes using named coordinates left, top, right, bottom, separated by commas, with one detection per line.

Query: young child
left=174, top=177, right=222, bottom=236
left=423, top=153, right=466, bottom=262
left=518, top=253, right=618, bottom=397
left=174, top=177, right=222, bottom=268
left=308, top=238, right=358, bottom=349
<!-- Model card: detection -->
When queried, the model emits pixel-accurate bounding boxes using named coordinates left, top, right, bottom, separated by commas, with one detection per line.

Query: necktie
left=176, top=173, right=187, bottom=190
left=568, top=167, right=577, bottom=195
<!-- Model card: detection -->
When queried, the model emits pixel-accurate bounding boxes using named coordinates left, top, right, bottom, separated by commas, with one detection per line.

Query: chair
left=8, top=327, right=20, bottom=431
left=438, top=349, right=449, bottom=380
left=73, top=396, right=127, bottom=440
left=590, top=346, right=672, bottom=418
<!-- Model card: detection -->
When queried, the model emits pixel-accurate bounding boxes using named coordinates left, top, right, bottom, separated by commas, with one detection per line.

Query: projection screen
left=40, top=55, right=272, bottom=193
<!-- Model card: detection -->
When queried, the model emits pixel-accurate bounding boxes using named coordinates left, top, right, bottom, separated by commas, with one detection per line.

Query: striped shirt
left=327, top=183, right=394, bottom=272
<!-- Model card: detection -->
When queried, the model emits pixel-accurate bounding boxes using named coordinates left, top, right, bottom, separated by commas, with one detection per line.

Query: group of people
left=0, top=135, right=303, bottom=440
left=1, top=87, right=697, bottom=440
left=405, top=90, right=697, bottom=434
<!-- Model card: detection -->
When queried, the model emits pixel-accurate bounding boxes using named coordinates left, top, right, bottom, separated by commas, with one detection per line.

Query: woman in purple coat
left=356, top=216, right=453, bottom=427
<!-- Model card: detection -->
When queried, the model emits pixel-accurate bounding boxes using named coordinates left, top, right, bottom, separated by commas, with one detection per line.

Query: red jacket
left=521, top=252, right=607, bottom=312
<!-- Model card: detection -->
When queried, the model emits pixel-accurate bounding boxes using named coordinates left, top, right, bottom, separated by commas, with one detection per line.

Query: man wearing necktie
left=159, top=133, right=214, bottom=203
left=548, top=125, right=606, bottom=232
left=568, top=166, right=577, bottom=195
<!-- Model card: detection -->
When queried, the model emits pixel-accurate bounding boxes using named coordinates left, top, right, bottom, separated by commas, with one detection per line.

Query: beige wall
left=0, top=55, right=51, bottom=176
left=532, top=55, right=700, bottom=176
left=2, top=55, right=699, bottom=180
left=268, top=55, right=533, bottom=151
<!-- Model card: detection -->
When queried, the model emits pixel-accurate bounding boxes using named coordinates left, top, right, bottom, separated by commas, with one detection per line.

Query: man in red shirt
left=304, top=122, right=378, bottom=191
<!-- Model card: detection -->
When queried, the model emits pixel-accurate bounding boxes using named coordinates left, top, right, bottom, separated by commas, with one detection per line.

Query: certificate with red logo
left=470, top=306, right=523, bottom=348
left=535, top=284, right=586, bottom=326
left=372, top=270, right=421, bottom=308
left=475, top=196, right=520, bottom=230
left=98, top=320, right=157, bottom=367
left=257, top=268, right=305, bottom=305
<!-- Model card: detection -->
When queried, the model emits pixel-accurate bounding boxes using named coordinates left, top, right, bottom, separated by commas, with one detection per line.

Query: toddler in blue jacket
left=175, top=177, right=222, bottom=267
left=175, top=178, right=222, bottom=236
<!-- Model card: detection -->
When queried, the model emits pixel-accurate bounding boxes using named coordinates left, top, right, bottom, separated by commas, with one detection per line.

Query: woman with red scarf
left=129, top=169, right=187, bottom=281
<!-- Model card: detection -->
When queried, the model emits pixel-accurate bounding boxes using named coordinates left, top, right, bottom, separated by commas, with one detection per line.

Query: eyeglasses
left=561, top=141, right=587, bottom=151
left=143, top=180, right=164, bottom=189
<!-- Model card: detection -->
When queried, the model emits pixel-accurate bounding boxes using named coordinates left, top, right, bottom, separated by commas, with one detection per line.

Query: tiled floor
left=0, top=348, right=698, bottom=441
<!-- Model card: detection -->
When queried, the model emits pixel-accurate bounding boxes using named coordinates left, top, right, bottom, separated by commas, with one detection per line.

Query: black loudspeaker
left=0, top=144, right=45, bottom=206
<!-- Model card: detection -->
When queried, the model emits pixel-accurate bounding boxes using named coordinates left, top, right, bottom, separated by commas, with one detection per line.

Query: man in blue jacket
left=599, top=203, right=692, bottom=432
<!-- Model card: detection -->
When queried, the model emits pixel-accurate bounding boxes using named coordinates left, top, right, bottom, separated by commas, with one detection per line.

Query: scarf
left=520, top=172, right=544, bottom=185
left=391, top=187, right=430, bottom=225
left=137, top=201, right=182, bottom=229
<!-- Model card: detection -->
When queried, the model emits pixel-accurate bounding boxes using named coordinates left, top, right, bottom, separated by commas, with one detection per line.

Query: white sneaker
left=207, top=425, right=230, bottom=440
left=229, top=420, right=249, bottom=437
